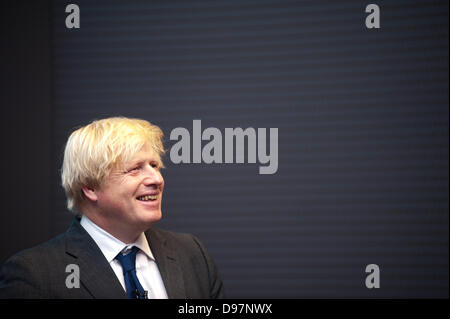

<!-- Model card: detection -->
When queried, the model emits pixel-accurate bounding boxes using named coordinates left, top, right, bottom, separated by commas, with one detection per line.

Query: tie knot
left=115, top=246, right=139, bottom=273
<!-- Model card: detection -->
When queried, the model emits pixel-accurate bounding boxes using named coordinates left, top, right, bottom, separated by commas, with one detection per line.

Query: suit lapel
left=145, top=227, right=186, bottom=299
left=64, top=218, right=127, bottom=299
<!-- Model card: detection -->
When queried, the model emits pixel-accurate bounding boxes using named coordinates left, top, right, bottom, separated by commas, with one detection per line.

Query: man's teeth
left=137, top=195, right=157, bottom=201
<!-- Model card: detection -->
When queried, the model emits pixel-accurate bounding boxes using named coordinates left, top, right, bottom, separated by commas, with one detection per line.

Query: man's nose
left=142, top=165, right=163, bottom=185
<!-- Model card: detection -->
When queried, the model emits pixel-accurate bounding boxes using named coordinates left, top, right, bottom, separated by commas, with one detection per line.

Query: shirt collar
left=80, top=215, right=155, bottom=263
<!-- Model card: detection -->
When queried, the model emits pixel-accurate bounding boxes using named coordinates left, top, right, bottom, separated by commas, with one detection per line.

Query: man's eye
left=128, top=166, right=140, bottom=173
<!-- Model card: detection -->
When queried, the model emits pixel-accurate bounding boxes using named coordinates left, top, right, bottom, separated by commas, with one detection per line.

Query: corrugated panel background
left=50, top=0, right=448, bottom=297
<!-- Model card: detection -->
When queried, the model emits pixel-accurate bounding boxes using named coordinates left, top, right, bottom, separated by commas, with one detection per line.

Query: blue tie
left=115, top=246, right=147, bottom=299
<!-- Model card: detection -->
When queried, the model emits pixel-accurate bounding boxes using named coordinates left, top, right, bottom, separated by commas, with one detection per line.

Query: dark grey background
left=1, top=0, right=448, bottom=298
left=1, top=1, right=52, bottom=272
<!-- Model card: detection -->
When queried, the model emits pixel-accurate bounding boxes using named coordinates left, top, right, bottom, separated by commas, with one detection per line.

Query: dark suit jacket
left=0, top=217, right=224, bottom=299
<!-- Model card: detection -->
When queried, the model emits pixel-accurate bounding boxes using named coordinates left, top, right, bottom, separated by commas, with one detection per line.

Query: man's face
left=93, top=144, right=164, bottom=233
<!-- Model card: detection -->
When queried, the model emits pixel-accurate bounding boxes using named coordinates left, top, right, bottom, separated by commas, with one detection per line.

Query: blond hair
left=61, top=117, right=165, bottom=213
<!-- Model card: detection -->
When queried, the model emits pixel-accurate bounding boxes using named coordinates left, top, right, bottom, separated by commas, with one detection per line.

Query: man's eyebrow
left=127, top=158, right=162, bottom=166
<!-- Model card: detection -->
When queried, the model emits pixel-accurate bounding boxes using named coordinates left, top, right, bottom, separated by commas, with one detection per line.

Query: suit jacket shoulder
left=145, top=227, right=225, bottom=299
left=0, top=220, right=122, bottom=299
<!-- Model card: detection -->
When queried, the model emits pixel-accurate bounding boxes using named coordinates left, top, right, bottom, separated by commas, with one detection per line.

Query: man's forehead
left=127, top=146, right=161, bottom=163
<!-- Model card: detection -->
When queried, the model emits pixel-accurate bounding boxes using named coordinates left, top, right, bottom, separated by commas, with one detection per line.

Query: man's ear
left=81, top=185, right=98, bottom=202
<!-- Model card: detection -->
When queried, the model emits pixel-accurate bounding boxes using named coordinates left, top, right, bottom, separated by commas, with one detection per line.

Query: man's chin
left=139, top=210, right=162, bottom=227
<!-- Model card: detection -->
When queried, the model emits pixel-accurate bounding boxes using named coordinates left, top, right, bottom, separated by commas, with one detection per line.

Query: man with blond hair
left=0, top=117, right=224, bottom=299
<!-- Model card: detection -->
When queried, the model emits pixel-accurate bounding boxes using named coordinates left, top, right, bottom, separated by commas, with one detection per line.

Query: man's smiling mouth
left=136, top=195, right=158, bottom=201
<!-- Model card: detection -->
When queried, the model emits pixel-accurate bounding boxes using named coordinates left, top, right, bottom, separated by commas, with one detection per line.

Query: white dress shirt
left=80, top=215, right=168, bottom=299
